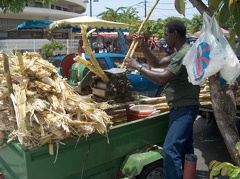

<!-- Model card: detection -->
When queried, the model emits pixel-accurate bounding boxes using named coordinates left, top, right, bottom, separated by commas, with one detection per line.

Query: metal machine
left=59, top=54, right=133, bottom=100
left=91, top=68, right=133, bottom=100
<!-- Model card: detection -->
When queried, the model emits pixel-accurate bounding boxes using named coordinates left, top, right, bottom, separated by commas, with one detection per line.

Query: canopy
left=194, top=27, right=229, bottom=36
left=48, top=16, right=129, bottom=32
left=17, top=20, right=53, bottom=30
left=98, top=32, right=131, bottom=39
left=17, top=19, right=80, bottom=32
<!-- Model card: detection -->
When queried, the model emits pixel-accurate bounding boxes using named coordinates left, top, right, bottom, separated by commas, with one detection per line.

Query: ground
left=194, top=115, right=236, bottom=179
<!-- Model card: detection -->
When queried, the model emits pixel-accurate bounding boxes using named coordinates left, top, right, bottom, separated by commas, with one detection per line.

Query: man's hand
left=124, top=56, right=140, bottom=70
left=132, top=33, right=145, bottom=48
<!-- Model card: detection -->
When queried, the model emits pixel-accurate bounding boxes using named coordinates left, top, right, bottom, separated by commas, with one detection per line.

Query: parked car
left=49, top=53, right=163, bottom=97
left=186, top=36, right=198, bottom=46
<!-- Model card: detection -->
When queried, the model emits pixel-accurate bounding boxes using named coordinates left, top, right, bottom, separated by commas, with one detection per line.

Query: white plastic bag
left=212, top=17, right=240, bottom=83
left=183, top=12, right=227, bottom=85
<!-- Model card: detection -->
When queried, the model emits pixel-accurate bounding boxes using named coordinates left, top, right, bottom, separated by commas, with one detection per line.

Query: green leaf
left=233, top=2, right=240, bottom=36
left=229, top=169, right=240, bottom=179
left=234, top=21, right=240, bottom=39
left=175, top=0, right=185, bottom=16
left=229, top=27, right=236, bottom=51
left=209, top=161, right=221, bottom=178
left=229, top=0, right=236, bottom=15
left=218, top=2, right=230, bottom=26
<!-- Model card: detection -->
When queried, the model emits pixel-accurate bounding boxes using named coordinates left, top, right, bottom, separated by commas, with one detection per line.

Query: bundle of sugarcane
left=121, top=0, right=160, bottom=69
left=135, top=51, right=168, bottom=59
left=199, top=81, right=212, bottom=106
left=0, top=52, right=112, bottom=149
left=199, top=81, right=240, bottom=107
left=74, top=24, right=109, bottom=83
left=138, top=96, right=169, bottom=113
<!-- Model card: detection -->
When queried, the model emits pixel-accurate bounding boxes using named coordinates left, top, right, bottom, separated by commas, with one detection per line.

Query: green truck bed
left=0, top=112, right=169, bottom=179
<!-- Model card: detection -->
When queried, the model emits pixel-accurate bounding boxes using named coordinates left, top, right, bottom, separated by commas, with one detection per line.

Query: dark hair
left=165, top=20, right=186, bottom=38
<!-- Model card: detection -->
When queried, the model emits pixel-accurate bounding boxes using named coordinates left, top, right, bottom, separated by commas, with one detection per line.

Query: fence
left=0, top=39, right=80, bottom=56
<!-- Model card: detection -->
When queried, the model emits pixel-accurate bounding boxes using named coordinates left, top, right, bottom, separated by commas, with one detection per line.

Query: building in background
left=0, top=0, right=87, bottom=40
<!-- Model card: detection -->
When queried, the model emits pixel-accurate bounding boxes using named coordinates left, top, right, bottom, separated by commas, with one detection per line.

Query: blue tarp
left=17, top=20, right=53, bottom=30
left=17, top=20, right=81, bottom=32
left=117, top=30, right=129, bottom=55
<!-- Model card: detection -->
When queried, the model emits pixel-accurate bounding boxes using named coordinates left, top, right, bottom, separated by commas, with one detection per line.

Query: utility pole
left=144, top=0, right=147, bottom=17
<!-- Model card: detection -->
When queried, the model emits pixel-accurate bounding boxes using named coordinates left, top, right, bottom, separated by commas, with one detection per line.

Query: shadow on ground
left=193, top=116, right=233, bottom=179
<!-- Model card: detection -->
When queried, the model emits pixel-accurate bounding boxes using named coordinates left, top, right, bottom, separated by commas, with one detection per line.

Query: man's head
left=79, top=39, right=83, bottom=46
left=105, top=41, right=111, bottom=46
left=164, top=20, right=186, bottom=49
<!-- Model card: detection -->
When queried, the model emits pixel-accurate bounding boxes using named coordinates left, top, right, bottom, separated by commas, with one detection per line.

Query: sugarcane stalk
left=153, top=103, right=169, bottom=107
left=139, top=96, right=167, bottom=104
left=80, top=24, right=109, bottom=83
left=74, top=56, right=102, bottom=76
left=16, top=52, right=25, bottom=74
left=109, top=114, right=127, bottom=120
left=121, top=0, right=160, bottom=69
left=74, top=56, right=109, bottom=79
left=3, top=53, right=17, bottom=129
left=111, top=116, right=127, bottom=124
left=106, top=108, right=126, bottom=115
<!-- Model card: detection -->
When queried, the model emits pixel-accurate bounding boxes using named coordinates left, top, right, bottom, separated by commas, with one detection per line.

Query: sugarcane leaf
left=175, top=0, right=185, bottom=16
left=218, top=2, right=230, bottom=25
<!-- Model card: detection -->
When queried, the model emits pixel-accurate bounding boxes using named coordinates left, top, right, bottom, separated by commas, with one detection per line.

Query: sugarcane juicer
left=59, top=54, right=133, bottom=100
left=91, top=68, right=133, bottom=100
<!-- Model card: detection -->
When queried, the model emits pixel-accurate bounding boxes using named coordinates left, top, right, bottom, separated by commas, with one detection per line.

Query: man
left=78, top=39, right=85, bottom=54
left=105, top=41, right=115, bottom=53
left=124, top=20, right=200, bottom=179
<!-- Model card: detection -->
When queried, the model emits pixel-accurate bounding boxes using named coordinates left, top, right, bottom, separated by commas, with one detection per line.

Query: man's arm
left=138, top=39, right=170, bottom=68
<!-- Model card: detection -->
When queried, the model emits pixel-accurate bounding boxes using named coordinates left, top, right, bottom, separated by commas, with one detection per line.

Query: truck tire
left=136, top=159, right=163, bottom=179
left=156, top=86, right=165, bottom=97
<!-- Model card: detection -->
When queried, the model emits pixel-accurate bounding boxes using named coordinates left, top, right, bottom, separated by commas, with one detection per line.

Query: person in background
left=124, top=20, right=200, bottom=179
left=94, top=47, right=99, bottom=53
left=78, top=39, right=85, bottom=54
left=151, top=38, right=156, bottom=50
left=105, top=41, right=115, bottom=53
left=147, top=40, right=152, bottom=50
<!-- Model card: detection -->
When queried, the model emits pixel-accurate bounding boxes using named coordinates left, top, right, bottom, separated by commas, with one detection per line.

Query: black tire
left=136, top=159, right=164, bottom=179
left=156, top=86, right=165, bottom=97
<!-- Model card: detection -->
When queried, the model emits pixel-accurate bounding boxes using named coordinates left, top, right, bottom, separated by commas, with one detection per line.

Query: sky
left=84, top=0, right=202, bottom=20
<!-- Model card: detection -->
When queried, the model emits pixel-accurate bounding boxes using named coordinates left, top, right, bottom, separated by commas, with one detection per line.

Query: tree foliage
left=0, top=0, right=56, bottom=13
left=176, top=0, right=239, bottom=42
left=97, top=7, right=140, bottom=34
left=190, top=14, right=203, bottom=34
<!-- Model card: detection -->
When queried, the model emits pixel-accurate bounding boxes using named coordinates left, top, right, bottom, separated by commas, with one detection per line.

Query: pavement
left=193, top=115, right=233, bottom=179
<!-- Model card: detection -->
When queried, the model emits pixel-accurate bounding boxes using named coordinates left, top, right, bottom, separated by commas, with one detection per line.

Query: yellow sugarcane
left=121, top=0, right=160, bottom=69
left=80, top=24, right=109, bottom=83
left=74, top=56, right=101, bottom=76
